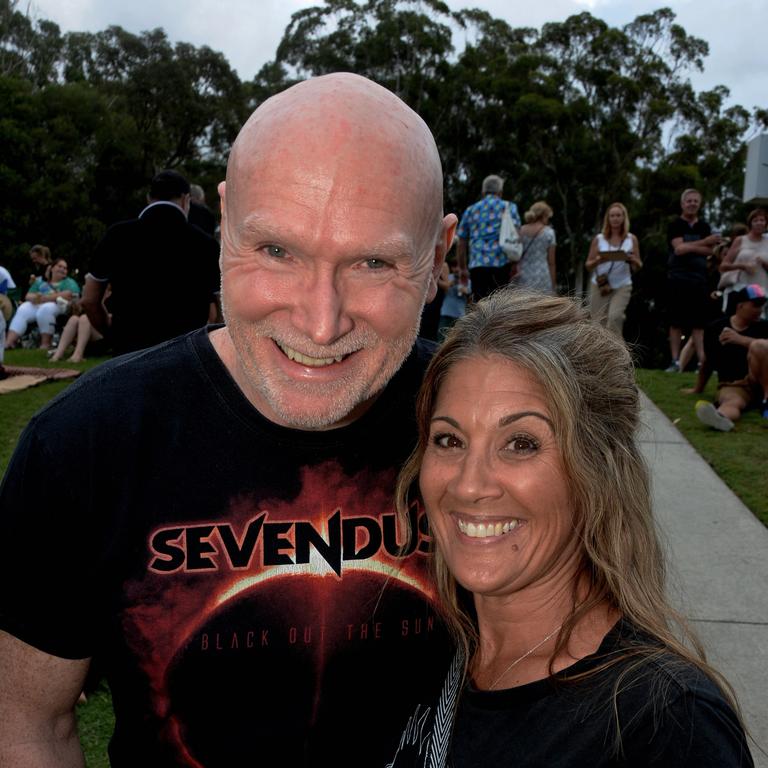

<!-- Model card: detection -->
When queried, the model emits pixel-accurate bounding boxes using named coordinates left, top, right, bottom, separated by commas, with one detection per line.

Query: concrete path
left=638, top=393, right=768, bottom=765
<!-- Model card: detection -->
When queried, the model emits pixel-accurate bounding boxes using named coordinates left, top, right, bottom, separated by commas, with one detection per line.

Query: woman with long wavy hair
left=396, top=288, right=752, bottom=767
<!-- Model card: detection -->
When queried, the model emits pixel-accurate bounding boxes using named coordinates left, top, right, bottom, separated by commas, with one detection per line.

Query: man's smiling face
left=217, top=74, right=455, bottom=430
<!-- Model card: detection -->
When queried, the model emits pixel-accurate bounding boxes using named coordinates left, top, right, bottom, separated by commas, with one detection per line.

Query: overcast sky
left=27, top=0, right=767, bottom=114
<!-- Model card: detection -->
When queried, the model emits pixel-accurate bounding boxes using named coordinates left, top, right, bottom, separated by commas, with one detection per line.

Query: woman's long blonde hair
left=601, top=202, right=630, bottom=240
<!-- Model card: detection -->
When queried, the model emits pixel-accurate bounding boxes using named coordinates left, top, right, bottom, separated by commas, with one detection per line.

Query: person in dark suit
left=82, top=170, right=221, bottom=355
left=188, top=183, right=218, bottom=239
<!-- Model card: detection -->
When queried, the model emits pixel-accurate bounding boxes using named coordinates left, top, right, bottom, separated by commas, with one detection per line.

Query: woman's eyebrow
left=430, top=412, right=554, bottom=430
left=499, top=411, right=553, bottom=429
left=430, top=415, right=459, bottom=428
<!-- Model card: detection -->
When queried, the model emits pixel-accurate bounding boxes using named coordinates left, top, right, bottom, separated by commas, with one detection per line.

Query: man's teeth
left=457, top=519, right=520, bottom=538
left=278, top=342, right=344, bottom=367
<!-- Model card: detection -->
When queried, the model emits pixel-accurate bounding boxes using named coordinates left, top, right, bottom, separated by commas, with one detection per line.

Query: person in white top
left=0, top=264, right=17, bottom=379
left=718, top=208, right=768, bottom=315
left=584, top=202, right=642, bottom=336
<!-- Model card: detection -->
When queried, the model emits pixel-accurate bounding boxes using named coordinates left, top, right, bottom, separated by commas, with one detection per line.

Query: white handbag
left=499, top=204, right=523, bottom=262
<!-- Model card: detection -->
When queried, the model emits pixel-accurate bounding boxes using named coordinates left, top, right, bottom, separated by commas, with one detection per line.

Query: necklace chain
left=488, top=623, right=563, bottom=690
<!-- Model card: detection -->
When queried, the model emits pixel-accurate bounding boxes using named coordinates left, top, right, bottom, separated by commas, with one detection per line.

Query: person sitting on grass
left=691, top=284, right=768, bottom=431
left=4, top=258, right=80, bottom=350
left=50, top=298, right=110, bottom=364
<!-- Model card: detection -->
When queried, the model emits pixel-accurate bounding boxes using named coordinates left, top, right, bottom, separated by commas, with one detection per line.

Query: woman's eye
left=433, top=432, right=463, bottom=449
left=505, top=435, right=539, bottom=454
left=264, top=245, right=286, bottom=258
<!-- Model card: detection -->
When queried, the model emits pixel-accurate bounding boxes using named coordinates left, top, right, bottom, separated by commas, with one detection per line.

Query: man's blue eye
left=265, top=245, right=286, bottom=258
left=365, top=258, right=388, bottom=270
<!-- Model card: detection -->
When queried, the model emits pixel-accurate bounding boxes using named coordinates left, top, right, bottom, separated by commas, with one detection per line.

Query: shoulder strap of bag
left=520, top=227, right=543, bottom=259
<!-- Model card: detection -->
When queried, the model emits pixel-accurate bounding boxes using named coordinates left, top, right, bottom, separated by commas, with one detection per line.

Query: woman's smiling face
left=419, top=354, right=580, bottom=599
left=50, top=260, right=68, bottom=282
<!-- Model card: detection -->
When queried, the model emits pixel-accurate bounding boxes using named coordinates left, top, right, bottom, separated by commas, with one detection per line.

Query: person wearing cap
left=691, top=283, right=768, bottom=431
left=82, top=169, right=220, bottom=355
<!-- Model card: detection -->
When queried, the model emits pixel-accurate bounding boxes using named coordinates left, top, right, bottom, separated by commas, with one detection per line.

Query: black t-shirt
left=704, top=316, right=768, bottom=384
left=0, top=329, right=454, bottom=767
left=667, top=217, right=712, bottom=283
left=451, top=620, right=752, bottom=767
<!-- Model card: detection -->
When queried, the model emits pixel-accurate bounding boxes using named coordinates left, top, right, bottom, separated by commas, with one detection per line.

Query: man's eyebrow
left=238, top=214, right=275, bottom=238
left=238, top=214, right=415, bottom=258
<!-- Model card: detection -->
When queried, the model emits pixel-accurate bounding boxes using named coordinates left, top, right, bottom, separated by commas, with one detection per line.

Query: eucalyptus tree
left=0, top=0, right=63, bottom=85
left=453, top=8, right=712, bottom=290
left=271, top=0, right=455, bottom=113
left=1, top=14, right=246, bottom=277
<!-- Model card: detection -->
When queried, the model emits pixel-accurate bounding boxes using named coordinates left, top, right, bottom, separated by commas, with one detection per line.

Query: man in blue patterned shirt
left=456, top=175, right=521, bottom=302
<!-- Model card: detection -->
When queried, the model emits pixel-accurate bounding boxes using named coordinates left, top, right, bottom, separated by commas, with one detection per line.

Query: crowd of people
left=0, top=172, right=220, bottom=379
left=0, top=73, right=761, bottom=767
left=660, top=189, right=768, bottom=430
left=417, top=183, right=767, bottom=432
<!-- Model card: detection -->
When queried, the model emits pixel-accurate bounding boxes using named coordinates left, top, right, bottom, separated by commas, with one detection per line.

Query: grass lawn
left=76, top=683, right=115, bottom=768
left=636, top=367, right=768, bottom=527
left=1, top=352, right=765, bottom=764
left=0, top=348, right=110, bottom=470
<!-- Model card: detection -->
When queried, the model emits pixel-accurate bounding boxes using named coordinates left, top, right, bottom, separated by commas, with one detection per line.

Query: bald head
left=224, top=73, right=445, bottom=250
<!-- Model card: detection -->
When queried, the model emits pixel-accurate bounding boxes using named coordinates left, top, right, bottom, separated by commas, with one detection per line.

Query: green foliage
left=251, top=0, right=765, bottom=364
left=0, top=4, right=244, bottom=281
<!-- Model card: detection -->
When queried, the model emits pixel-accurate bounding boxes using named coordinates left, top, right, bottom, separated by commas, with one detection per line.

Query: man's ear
left=218, top=181, right=226, bottom=216
left=426, top=213, right=458, bottom=302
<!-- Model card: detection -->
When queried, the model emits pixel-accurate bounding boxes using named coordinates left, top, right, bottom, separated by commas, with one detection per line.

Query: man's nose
left=290, top=267, right=354, bottom=346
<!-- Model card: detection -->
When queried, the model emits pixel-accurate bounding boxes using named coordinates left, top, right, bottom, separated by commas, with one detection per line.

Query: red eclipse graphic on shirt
left=120, top=462, right=444, bottom=767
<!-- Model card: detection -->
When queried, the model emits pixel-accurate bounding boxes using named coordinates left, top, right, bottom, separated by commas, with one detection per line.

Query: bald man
left=0, top=74, right=457, bottom=767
